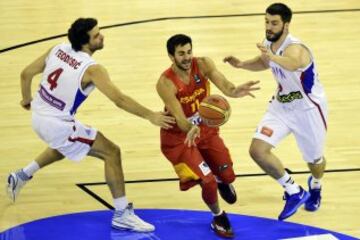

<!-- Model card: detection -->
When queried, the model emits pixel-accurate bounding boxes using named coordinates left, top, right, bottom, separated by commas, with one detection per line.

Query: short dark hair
left=266, top=3, right=292, bottom=23
left=166, top=34, right=192, bottom=56
left=68, top=18, right=98, bottom=51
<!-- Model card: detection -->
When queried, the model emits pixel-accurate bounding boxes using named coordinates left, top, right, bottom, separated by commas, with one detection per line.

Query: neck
left=81, top=47, right=94, bottom=56
left=172, top=64, right=191, bottom=77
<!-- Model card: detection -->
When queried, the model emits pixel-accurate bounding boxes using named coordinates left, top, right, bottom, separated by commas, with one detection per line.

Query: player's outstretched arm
left=86, top=64, right=175, bottom=129
left=224, top=54, right=268, bottom=71
left=20, top=48, right=52, bottom=110
left=201, top=57, right=260, bottom=98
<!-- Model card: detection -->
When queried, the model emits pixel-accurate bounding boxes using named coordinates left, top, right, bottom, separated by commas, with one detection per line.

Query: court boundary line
left=76, top=167, right=360, bottom=210
left=1, top=8, right=360, bottom=54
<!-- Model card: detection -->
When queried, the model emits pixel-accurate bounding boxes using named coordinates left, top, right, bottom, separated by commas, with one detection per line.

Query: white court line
left=280, top=233, right=339, bottom=240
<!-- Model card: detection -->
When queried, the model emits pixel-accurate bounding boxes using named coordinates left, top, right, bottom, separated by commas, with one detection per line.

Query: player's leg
left=249, top=138, right=286, bottom=179
left=249, top=111, right=309, bottom=220
left=305, top=157, right=326, bottom=211
left=177, top=148, right=234, bottom=238
left=160, top=130, right=233, bottom=237
left=293, top=107, right=327, bottom=212
left=88, top=131, right=124, bottom=198
left=7, top=147, right=64, bottom=202
left=88, top=131, right=154, bottom=232
left=199, top=134, right=236, bottom=204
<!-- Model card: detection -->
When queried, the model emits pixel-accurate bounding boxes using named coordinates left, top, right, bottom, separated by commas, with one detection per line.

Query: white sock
left=310, top=176, right=322, bottom=189
left=277, top=172, right=300, bottom=195
left=22, top=161, right=40, bottom=177
left=212, top=209, right=223, bottom=216
left=114, top=196, right=128, bottom=211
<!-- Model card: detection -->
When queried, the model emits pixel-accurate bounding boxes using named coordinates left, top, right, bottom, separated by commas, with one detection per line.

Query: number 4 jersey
left=32, top=43, right=96, bottom=119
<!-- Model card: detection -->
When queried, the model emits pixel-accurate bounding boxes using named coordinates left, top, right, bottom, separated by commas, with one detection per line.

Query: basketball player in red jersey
left=156, top=34, right=260, bottom=238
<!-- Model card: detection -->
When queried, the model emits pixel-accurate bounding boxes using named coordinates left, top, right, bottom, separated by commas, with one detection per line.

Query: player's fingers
left=251, top=80, right=260, bottom=85
left=249, top=87, right=261, bottom=91
left=247, top=92, right=256, bottom=98
left=223, top=56, right=232, bottom=62
left=166, top=116, right=176, bottom=123
left=161, top=123, right=172, bottom=129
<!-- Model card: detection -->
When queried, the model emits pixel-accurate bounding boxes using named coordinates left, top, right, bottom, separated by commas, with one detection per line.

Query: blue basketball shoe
left=305, top=176, right=322, bottom=211
left=278, top=186, right=310, bottom=221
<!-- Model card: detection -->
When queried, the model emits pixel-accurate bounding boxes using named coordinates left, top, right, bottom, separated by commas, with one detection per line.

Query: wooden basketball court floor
left=0, top=0, right=359, bottom=238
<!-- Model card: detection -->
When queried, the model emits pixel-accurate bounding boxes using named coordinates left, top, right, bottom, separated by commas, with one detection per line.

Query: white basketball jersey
left=32, top=43, right=96, bottom=119
left=264, top=34, right=326, bottom=110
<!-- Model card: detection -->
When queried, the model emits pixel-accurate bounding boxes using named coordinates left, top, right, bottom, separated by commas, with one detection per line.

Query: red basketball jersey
left=162, top=58, right=211, bottom=132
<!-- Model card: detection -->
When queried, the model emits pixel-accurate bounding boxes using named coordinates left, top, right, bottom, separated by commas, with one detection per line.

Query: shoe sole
left=278, top=191, right=311, bottom=221
left=112, top=223, right=155, bottom=232
left=304, top=205, right=320, bottom=212
left=210, top=223, right=234, bottom=238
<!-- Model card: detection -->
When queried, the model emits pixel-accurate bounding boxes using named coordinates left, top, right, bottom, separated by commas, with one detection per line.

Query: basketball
left=198, top=94, right=231, bottom=127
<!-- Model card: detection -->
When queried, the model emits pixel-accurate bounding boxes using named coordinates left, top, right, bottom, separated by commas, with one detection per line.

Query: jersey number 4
left=47, top=68, right=64, bottom=90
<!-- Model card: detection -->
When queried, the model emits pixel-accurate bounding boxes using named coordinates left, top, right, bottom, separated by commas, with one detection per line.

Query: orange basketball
left=199, top=94, right=231, bottom=127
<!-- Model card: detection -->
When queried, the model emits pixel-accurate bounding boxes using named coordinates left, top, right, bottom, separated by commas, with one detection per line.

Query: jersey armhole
left=78, top=62, right=96, bottom=95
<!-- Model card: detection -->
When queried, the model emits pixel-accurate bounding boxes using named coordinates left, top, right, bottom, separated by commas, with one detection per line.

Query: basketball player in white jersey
left=6, top=18, right=175, bottom=232
left=224, top=3, right=327, bottom=220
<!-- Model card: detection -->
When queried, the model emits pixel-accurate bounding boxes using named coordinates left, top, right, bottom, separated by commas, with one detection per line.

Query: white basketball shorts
left=32, top=112, right=97, bottom=161
left=253, top=103, right=327, bottom=163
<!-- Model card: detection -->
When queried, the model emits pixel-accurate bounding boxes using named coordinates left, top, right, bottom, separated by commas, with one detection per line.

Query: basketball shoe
left=305, top=176, right=322, bottom=211
left=211, top=211, right=234, bottom=238
left=218, top=183, right=237, bottom=204
left=6, top=170, right=31, bottom=202
left=278, top=186, right=310, bottom=221
left=112, top=203, right=155, bottom=232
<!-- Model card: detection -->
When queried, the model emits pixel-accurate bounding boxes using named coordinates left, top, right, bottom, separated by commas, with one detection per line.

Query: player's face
left=265, top=14, right=286, bottom=42
left=87, top=26, right=104, bottom=52
left=172, top=43, right=192, bottom=71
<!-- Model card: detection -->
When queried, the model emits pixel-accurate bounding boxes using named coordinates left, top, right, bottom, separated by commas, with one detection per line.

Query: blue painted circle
left=0, top=209, right=357, bottom=240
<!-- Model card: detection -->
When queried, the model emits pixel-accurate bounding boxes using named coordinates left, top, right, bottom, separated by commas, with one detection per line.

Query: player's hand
left=184, top=125, right=200, bottom=147
left=233, top=80, right=261, bottom=98
left=256, top=43, right=274, bottom=61
left=223, top=56, right=244, bottom=68
left=20, top=98, right=32, bottom=110
left=148, top=111, right=176, bottom=129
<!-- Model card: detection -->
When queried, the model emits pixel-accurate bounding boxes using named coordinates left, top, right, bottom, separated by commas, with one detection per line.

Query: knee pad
left=217, top=164, right=236, bottom=184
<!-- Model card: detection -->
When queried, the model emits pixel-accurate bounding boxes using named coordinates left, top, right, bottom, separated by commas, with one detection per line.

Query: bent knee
left=107, top=143, right=121, bottom=159
left=217, top=165, right=236, bottom=184
left=249, top=140, right=271, bottom=162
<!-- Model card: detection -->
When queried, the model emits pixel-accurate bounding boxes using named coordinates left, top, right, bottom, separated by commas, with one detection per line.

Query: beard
left=175, top=59, right=191, bottom=71
left=266, top=26, right=284, bottom=42
left=89, top=42, right=104, bottom=53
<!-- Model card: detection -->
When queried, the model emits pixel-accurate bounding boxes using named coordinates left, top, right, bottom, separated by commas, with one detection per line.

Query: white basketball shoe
left=112, top=203, right=155, bottom=232
left=7, top=170, right=31, bottom=202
